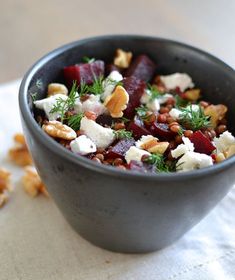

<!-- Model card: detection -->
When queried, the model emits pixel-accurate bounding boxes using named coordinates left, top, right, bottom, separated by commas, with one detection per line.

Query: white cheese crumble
left=34, top=94, right=68, bottom=121
left=80, top=116, right=115, bottom=149
left=169, top=108, right=182, bottom=119
left=160, top=73, right=194, bottom=92
left=171, top=137, right=194, bottom=158
left=141, top=90, right=173, bottom=112
left=176, top=151, right=213, bottom=172
left=136, top=135, right=158, bottom=149
left=125, top=146, right=150, bottom=164
left=157, top=93, right=174, bottom=104
left=74, top=94, right=107, bottom=116
left=213, top=131, right=235, bottom=153
left=169, top=104, right=200, bottom=120
left=70, top=135, right=96, bottom=155
left=101, top=71, right=123, bottom=101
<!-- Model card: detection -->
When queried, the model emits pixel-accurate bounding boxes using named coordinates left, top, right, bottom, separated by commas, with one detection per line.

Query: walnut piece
left=104, top=85, right=129, bottom=118
left=47, top=83, right=68, bottom=96
left=22, top=166, right=49, bottom=197
left=184, top=89, right=201, bottom=101
left=114, top=49, right=132, bottom=68
left=8, top=133, right=33, bottom=166
left=204, top=104, right=227, bottom=128
left=42, top=121, right=76, bottom=140
left=0, top=168, right=11, bottom=208
left=141, top=139, right=169, bottom=154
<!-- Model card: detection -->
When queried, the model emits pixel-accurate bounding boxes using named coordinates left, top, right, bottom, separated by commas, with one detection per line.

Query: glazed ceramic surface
left=19, top=35, right=235, bottom=253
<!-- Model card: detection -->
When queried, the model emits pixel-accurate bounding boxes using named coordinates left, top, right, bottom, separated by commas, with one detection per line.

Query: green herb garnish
left=67, top=113, right=84, bottom=131
left=50, top=81, right=78, bottom=122
left=119, top=117, right=130, bottom=123
left=147, top=84, right=161, bottom=101
left=36, top=79, right=43, bottom=89
left=82, top=56, right=95, bottom=63
left=136, top=105, right=149, bottom=120
left=87, top=76, right=104, bottom=95
left=143, top=154, right=171, bottom=172
left=30, top=92, right=38, bottom=102
left=175, top=95, right=189, bottom=108
left=179, top=105, right=211, bottom=131
left=114, top=129, right=133, bottom=139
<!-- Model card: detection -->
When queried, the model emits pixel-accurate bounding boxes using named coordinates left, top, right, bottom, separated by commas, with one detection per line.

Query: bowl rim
left=19, top=34, right=235, bottom=182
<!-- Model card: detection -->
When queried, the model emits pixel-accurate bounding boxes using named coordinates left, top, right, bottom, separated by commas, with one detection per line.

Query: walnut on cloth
left=0, top=168, right=12, bottom=208
left=8, top=133, right=33, bottom=166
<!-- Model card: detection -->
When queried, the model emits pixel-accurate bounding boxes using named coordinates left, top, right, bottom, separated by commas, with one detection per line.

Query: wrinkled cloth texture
left=0, top=80, right=234, bottom=280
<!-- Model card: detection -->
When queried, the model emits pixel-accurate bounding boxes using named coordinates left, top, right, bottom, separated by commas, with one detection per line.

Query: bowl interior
left=27, top=36, right=235, bottom=136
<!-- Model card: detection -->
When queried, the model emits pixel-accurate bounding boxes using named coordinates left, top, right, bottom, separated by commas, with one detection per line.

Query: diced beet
left=106, top=138, right=135, bottom=159
left=123, top=77, right=146, bottom=118
left=128, top=116, right=151, bottom=140
left=96, top=114, right=113, bottom=127
left=149, top=122, right=175, bottom=140
left=63, top=60, right=105, bottom=87
left=105, top=64, right=121, bottom=76
left=190, top=130, right=216, bottom=155
left=125, top=55, right=156, bottom=82
left=128, top=160, right=155, bottom=173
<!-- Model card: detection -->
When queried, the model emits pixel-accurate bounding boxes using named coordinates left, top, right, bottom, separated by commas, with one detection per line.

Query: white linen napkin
left=0, top=80, right=234, bottom=280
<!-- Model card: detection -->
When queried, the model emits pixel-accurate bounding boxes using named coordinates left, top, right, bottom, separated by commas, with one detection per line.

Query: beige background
left=0, top=0, right=235, bottom=84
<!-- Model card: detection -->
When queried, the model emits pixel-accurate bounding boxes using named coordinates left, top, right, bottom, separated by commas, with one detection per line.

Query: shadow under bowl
left=19, top=35, right=235, bottom=253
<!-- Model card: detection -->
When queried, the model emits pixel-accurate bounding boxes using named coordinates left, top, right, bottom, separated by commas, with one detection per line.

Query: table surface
left=0, top=0, right=235, bottom=83
left=1, top=1, right=235, bottom=279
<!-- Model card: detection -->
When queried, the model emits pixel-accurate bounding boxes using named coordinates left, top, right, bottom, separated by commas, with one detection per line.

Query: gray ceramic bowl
left=19, top=35, right=235, bottom=253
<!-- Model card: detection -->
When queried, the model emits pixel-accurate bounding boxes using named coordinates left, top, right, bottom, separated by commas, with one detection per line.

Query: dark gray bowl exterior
left=19, top=35, right=235, bottom=253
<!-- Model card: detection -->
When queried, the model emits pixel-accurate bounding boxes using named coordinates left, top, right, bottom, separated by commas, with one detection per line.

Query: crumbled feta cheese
left=147, top=99, right=160, bottom=112
left=213, top=131, right=235, bottom=153
left=157, top=93, right=173, bottom=104
left=171, top=137, right=194, bottom=158
left=160, top=73, right=194, bottom=92
left=140, top=89, right=160, bottom=112
left=80, top=117, right=115, bottom=148
left=34, top=94, right=68, bottom=121
left=136, top=135, right=158, bottom=149
left=176, top=151, right=213, bottom=172
left=125, top=146, right=150, bottom=164
left=70, top=135, right=96, bottom=155
left=74, top=94, right=106, bottom=116
left=101, top=71, right=123, bottom=101
left=169, top=108, right=182, bottom=119
left=190, top=104, right=200, bottom=112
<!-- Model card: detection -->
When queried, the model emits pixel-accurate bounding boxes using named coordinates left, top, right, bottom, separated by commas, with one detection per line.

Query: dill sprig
left=136, top=105, right=149, bottom=120
left=143, top=154, right=171, bottom=172
left=119, top=117, right=130, bottom=123
left=82, top=56, right=95, bottom=63
left=50, top=81, right=78, bottom=122
left=147, top=84, right=161, bottom=101
left=31, top=92, right=38, bottom=102
left=114, top=129, right=133, bottom=139
left=179, top=105, right=211, bottom=131
left=67, top=113, right=84, bottom=131
left=88, top=76, right=104, bottom=95
left=175, top=95, right=189, bottom=108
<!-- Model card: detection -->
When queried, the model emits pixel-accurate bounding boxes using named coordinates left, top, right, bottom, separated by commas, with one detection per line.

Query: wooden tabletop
left=0, top=0, right=234, bottom=84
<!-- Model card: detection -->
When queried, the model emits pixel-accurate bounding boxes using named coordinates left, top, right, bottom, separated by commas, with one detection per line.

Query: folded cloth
left=0, top=80, right=234, bottom=280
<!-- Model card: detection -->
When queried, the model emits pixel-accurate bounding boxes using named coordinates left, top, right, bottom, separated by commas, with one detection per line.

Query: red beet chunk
left=128, top=116, right=151, bottom=140
left=63, top=60, right=105, bottom=87
left=123, top=77, right=146, bottom=118
left=190, top=130, right=216, bottom=155
left=150, top=122, right=175, bottom=140
left=96, top=114, right=113, bottom=127
left=106, top=138, right=135, bottom=159
left=125, top=55, right=156, bottom=82
left=128, top=160, right=155, bottom=173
